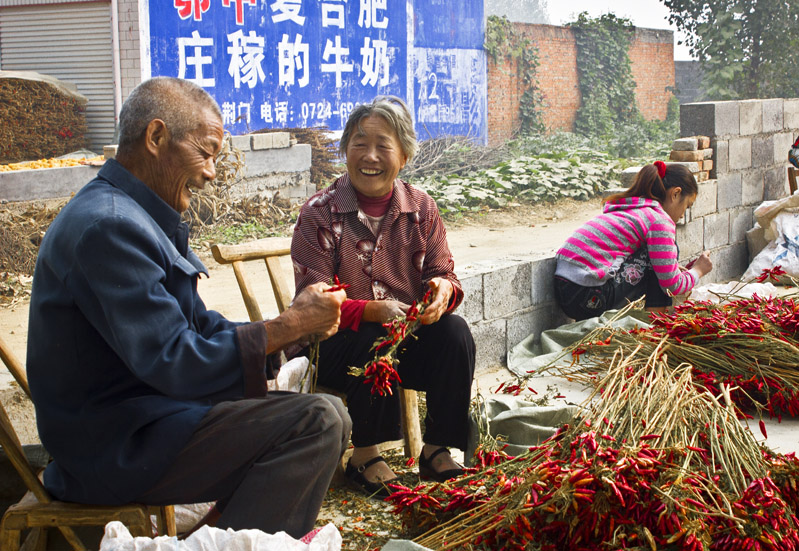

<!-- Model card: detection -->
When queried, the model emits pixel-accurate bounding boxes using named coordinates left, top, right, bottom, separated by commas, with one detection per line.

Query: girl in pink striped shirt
left=555, top=162, right=713, bottom=320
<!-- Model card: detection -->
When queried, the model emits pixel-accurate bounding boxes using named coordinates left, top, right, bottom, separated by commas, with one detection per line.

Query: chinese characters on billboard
left=146, top=0, right=486, bottom=142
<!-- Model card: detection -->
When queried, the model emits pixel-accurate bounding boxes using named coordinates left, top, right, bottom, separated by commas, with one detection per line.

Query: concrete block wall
left=459, top=257, right=570, bottom=372
left=678, top=98, right=799, bottom=284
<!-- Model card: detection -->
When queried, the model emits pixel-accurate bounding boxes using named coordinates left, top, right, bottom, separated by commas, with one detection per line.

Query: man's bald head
left=117, top=77, right=222, bottom=156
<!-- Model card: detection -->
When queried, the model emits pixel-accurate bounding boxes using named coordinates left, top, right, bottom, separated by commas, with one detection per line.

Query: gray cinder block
left=775, top=132, right=797, bottom=165
left=272, top=132, right=291, bottom=148
left=251, top=133, right=273, bottom=150
left=483, top=261, right=533, bottom=319
left=762, top=99, right=784, bottom=134
left=704, top=212, right=731, bottom=249
left=717, top=172, right=743, bottom=211
left=458, top=274, right=485, bottom=324
left=764, top=167, right=789, bottom=200
left=672, top=137, right=699, bottom=151
left=739, top=100, right=763, bottom=136
left=785, top=99, right=799, bottom=130
left=507, top=305, right=570, bottom=355
left=707, top=241, right=749, bottom=282
left=530, top=258, right=556, bottom=307
left=751, top=135, right=774, bottom=168
left=471, top=319, right=508, bottom=373
left=728, top=138, right=752, bottom=171
left=620, top=167, right=641, bottom=187
left=714, top=101, right=741, bottom=136
left=691, top=179, right=717, bottom=218
left=680, top=102, right=714, bottom=138
left=244, top=144, right=311, bottom=177
left=712, top=139, right=728, bottom=177
left=742, top=170, right=765, bottom=206
left=746, top=225, right=768, bottom=263
left=230, top=134, right=251, bottom=151
left=729, top=207, right=755, bottom=244
left=676, top=218, right=704, bottom=260
left=681, top=101, right=740, bottom=138
left=668, top=161, right=701, bottom=173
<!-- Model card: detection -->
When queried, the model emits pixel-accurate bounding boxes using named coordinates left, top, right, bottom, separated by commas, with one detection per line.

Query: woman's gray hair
left=339, top=96, right=418, bottom=161
left=117, top=77, right=222, bottom=154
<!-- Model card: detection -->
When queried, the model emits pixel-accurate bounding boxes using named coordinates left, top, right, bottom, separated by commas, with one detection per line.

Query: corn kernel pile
left=0, top=156, right=104, bottom=172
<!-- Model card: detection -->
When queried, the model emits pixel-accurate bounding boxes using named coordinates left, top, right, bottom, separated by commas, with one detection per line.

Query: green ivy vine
left=569, top=13, right=640, bottom=137
left=484, top=15, right=544, bottom=134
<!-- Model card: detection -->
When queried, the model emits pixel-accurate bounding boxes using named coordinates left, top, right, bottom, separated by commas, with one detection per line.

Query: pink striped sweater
left=555, top=197, right=698, bottom=295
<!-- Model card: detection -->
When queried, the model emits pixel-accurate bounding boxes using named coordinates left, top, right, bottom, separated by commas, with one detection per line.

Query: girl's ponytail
left=605, top=162, right=697, bottom=205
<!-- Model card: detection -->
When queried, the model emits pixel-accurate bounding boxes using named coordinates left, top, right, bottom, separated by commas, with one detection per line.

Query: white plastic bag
left=743, top=210, right=799, bottom=281
left=688, top=281, right=780, bottom=303
left=266, top=356, right=312, bottom=393
left=100, top=521, right=342, bottom=551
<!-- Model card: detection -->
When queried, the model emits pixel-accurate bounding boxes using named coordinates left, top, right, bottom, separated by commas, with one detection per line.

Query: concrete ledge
left=244, top=144, right=311, bottom=177
left=0, top=165, right=100, bottom=201
left=0, top=144, right=314, bottom=205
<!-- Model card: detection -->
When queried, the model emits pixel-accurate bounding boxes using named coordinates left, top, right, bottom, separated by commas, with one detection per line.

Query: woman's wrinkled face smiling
left=345, top=115, right=408, bottom=198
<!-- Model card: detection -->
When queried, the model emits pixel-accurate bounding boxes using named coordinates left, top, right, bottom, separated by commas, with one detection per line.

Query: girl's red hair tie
left=654, top=160, right=667, bottom=179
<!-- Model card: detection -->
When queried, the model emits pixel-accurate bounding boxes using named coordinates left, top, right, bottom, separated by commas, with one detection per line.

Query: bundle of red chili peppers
left=562, top=269, right=799, bottom=418
left=349, top=288, right=433, bottom=396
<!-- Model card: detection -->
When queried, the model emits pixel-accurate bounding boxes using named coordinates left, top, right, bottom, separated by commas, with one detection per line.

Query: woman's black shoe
left=344, top=455, right=395, bottom=499
left=418, top=447, right=464, bottom=482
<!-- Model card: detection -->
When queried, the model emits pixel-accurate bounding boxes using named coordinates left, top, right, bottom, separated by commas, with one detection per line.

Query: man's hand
left=419, top=278, right=453, bottom=325
left=363, top=300, right=410, bottom=324
left=264, top=282, right=346, bottom=353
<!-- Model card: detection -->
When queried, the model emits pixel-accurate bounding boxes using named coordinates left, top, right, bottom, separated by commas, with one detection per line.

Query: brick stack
left=669, top=136, right=714, bottom=182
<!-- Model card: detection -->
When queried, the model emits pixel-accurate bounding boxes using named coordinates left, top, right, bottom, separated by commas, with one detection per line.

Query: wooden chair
left=0, top=335, right=176, bottom=550
left=211, top=237, right=423, bottom=459
left=789, top=166, right=798, bottom=195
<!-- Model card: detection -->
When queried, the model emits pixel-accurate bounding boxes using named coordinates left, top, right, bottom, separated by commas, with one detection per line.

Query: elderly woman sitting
left=291, top=96, right=476, bottom=497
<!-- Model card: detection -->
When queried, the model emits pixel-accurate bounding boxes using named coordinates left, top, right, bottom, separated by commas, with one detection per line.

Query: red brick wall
left=488, top=23, right=675, bottom=145
left=628, top=28, right=676, bottom=121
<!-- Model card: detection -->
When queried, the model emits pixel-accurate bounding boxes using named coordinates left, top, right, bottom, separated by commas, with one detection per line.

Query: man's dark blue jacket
left=27, top=160, right=269, bottom=504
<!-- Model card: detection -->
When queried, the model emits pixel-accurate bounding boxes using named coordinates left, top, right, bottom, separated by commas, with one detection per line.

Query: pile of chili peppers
left=349, top=289, right=433, bottom=396
left=387, top=430, right=799, bottom=550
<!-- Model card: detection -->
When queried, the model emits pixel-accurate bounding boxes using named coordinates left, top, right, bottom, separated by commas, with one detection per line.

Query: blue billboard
left=145, top=0, right=486, bottom=142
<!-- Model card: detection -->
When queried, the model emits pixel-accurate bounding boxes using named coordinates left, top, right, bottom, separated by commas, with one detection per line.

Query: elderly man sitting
left=26, top=77, right=351, bottom=538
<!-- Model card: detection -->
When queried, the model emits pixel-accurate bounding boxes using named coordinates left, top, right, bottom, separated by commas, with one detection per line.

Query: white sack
left=100, top=521, right=341, bottom=551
